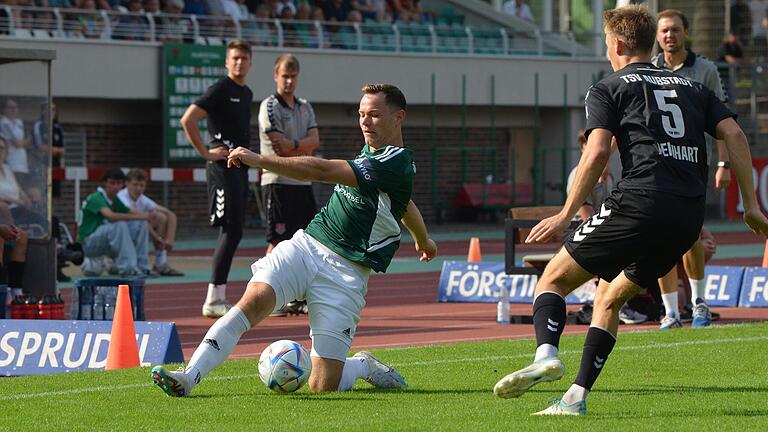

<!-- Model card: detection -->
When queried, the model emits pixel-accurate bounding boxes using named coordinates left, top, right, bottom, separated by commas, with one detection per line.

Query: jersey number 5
left=653, top=89, right=685, bottom=138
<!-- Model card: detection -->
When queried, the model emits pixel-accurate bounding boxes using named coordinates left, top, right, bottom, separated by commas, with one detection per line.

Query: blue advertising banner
left=739, top=267, right=768, bottom=307
left=701, top=266, right=744, bottom=307
left=437, top=261, right=594, bottom=305
left=0, top=320, right=184, bottom=376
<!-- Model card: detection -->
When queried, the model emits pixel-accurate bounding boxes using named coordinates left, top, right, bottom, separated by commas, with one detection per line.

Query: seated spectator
left=116, top=0, right=150, bottom=41
left=118, top=169, right=184, bottom=276
left=0, top=136, right=28, bottom=224
left=323, top=0, right=351, bottom=22
left=221, top=0, right=251, bottom=21
left=0, top=135, right=45, bottom=234
left=0, top=99, right=31, bottom=191
left=144, top=0, right=161, bottom=15
left=98, top=0, right=124, bottom=11
left=503, top=0, right=534, bottom=22
left=295, top=1, right=311, bottom=20
left=157, top=0, right=190, bottom=43
left=0, top=224, right=28, bottom=303
left=276, top=0, right=296, bottom=17
left=184, top=0, right=210, bottom=16
left=243, top=3, right=276, bottom=46
left=353, top=0, right=385, bottom=22
left=77, top=168, right=154, bottom=278
left=76, top=0, right=103, bottom=39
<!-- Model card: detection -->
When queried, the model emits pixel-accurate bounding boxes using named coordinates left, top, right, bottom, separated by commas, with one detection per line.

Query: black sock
left=533, top=292, right=567, bottom=348
left=7, top=261, right=24, bottom=290
left=574, top=326, right=616, bottom=390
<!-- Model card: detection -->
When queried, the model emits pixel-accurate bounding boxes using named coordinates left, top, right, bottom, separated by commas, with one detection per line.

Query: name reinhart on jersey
left=657, top=141, right=699, bottom=163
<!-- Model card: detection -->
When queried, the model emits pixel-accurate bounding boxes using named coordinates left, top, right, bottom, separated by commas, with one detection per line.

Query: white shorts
left=249, top=229, right=371, bottom=361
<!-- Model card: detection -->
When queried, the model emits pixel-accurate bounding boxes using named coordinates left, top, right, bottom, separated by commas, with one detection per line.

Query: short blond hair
left=604, top=5, right=656, bottom=55
left=274, top=53, right=299, bottom=73
left=126, top=168, right=148, bottom=182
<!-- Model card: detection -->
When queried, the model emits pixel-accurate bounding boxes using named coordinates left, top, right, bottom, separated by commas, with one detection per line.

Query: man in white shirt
left=503, top=0, right=534, bottom=22
left=118, top=168, right=184, bottom=276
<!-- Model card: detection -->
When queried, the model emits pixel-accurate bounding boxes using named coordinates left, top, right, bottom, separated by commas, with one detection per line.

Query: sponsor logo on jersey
left=230, top=98, right=240, bottom=102
left=334, top=184, right=363, bottom=204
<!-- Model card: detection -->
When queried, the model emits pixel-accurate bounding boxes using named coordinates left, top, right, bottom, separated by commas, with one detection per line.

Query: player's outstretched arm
left=401, top=200, right=437, bottom=262
left=228, top=146, right=358, bottom=187
left=527, top=128, right=611, bottom=243
left=717, top=117, right=768, bottom=236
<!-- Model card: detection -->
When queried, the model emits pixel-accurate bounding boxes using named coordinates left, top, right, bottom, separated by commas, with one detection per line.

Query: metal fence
left=0, top=5, right=602, bottom=58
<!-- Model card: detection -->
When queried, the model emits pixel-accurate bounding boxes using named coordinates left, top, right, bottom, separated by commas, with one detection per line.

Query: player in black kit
left=180, top=39, right=254, bottom=318
left=493, top=5, right=768, bottom=415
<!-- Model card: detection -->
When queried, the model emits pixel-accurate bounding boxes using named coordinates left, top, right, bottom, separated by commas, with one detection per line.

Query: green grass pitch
left=1, top=322, right=767, bottom=431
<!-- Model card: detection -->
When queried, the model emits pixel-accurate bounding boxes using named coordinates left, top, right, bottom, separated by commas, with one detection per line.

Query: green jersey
left=305, top=145, right=415, bottom=273
left=77, top=187, right=131, bottom=241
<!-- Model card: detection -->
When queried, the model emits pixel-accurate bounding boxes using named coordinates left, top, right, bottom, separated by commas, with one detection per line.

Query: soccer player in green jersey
left=152, top=83, right=437, bottom=396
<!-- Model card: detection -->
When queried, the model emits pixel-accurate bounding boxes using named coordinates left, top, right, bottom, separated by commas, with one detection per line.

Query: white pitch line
left=2, top=334, right=766, bottom=401
left=394, top=335, right=768, bottom=367
left=0, top=373, right=259, bottom=401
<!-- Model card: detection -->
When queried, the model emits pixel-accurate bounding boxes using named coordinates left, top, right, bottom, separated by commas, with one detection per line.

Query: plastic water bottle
left=79, top=286, right=93, bottom=320
left=103, top=287, right=117, bottom=320
left=92, top=287, right=105, bottom=320
left=497, top=281, right=510, bottom=324
left=1, top=285, right=9, bottom=319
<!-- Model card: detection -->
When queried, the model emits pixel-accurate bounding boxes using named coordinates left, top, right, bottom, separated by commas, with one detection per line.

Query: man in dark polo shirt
left=258, top=53, right=320, bottom=316
left=180, top=39, right=253, bottom=318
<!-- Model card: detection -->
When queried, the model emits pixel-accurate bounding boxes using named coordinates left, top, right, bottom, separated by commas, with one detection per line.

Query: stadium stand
left=0, top=3, right=592, bottom=57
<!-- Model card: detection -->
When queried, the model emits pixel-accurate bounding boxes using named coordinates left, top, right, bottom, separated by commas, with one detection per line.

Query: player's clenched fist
left=227, top=146, right=258, bottom=168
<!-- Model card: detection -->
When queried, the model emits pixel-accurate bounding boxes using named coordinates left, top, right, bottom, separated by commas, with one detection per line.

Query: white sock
left=534, top=343, right=558, bottom=362
left=185, top=306, right=251, bottom=390
left=155, top=250, right=167, bottom=267
left=562, top=383, right=589, bottom=404
left=661, top=292, right=679, bottom=317
left=206, top=283, right=226, bottom=304
left=337, top=356, right=371, bottom=391
left=689, top=278, right=704, bottom=303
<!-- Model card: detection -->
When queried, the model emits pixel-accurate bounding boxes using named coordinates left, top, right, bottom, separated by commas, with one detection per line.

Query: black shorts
left=564, top=189, right=704, bottom=290
left=262, top=183, right=317, bottom=243
left=207, top=159, right=249, bottom=228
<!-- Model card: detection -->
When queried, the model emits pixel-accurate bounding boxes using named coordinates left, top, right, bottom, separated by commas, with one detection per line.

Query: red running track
left=63, top=230, right=768, bottom=360
left=104, top=275, right=768, bottom=360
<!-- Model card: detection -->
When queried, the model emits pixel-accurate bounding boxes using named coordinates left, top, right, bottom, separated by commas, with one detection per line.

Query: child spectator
left=77, top=168, right=154, bottom=278
left=118, top=168, right=184, bottom=276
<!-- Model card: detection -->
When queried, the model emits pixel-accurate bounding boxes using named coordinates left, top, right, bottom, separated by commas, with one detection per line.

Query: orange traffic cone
left=762, top=240, right=768, bottom=268
left=467, top=237, right=482, bottom=262
left=106, top=284, right=140, bottom=370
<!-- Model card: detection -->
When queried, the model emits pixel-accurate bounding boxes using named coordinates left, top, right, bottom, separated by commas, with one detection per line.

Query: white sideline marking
left=394, top=335, right=768, bottom=367
left=0, top=373, right=259, bottom=401
left=2, top=334, right=766, bottom=401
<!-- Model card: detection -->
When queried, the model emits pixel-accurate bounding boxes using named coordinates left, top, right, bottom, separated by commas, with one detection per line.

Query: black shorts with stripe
left=263, top=183, right=317, bottom=244
left=564, top=189, right=704, bottom=290
left=207, top=159, right=249, bottom=228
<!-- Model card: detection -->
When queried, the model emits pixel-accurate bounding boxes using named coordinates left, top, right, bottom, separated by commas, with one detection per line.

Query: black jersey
left=194, top=77, right=253, bottom=149
left=585, top=62, right=735, bottom=198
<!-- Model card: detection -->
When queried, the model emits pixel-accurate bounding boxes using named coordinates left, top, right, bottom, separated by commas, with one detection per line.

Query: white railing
left=0, top=5, right=602, bottom=58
